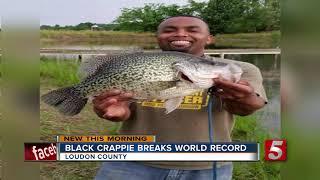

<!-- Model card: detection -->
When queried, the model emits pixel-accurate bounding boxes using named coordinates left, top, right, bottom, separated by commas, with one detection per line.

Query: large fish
left=41, top=51, right=242, bottom=115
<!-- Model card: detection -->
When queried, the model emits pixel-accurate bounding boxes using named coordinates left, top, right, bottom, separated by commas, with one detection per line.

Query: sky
left=38, top=0, right=201, bottom=26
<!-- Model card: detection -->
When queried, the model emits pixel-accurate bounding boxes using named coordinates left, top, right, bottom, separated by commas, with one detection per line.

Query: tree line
left=41, top=0, right=280, bottom=34
left=40, top=22, right=118, bottom=31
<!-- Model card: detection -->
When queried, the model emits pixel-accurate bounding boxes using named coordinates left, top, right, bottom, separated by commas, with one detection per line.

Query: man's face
left=157, top=17, right=214, bottom=56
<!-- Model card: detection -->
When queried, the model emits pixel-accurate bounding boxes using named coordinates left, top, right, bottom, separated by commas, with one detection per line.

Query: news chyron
left=24, top=136, right=286, bottom=161
left=24, top=135, right=155, bottom=161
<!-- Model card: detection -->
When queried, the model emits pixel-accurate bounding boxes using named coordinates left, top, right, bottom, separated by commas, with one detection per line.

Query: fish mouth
left=178, top=72, right=193, bottom=83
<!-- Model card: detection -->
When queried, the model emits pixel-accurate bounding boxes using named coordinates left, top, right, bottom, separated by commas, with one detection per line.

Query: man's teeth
left=171, top=41, right=191, bottom=46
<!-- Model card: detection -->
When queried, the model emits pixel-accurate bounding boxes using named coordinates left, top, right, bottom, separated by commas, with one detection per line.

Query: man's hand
left=92, top=89, right=134, bottom=122
left=213, top=78, right=266, bottom=116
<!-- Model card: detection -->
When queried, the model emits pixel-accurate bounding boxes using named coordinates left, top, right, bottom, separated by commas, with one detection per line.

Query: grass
left=213, top=31, right=280, bottom=49
left=40, top=59, right=280, bottom=179
left=40, top=58, right=120, bottom=179
left=40, top=30, right=280, bottom=49
left=232, top=116, right=281, bottom=180
left=40, top=57, right=80, bottom=86
left=41, top=30, right=156, bottom=39
left=41, top=30, right=157, bottom=48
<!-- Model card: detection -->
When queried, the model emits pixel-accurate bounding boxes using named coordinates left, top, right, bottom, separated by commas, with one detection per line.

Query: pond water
left=224, top=54, right=280, bottom=135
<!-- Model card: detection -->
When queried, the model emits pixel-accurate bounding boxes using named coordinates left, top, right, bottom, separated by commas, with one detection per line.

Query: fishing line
left=207, top=88, right=217, bottom=180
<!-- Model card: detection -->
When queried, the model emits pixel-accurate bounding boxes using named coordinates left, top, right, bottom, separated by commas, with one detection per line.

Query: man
left=94, top=15, right=267, bottom=180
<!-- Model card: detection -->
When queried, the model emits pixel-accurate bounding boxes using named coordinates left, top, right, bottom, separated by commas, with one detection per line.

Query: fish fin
left=78, top=52, right=144, bottom=79
left=158, top=85, right=201, bottom=100
left=164, top=97, right=184, bottom=114
left=41, top=87, right=88, bottom=116
left=228, top=63, right=243, bottom=82
left=78, top=55, right=111, bottom=79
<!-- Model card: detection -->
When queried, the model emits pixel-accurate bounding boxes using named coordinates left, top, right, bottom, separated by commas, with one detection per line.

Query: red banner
left=24, top=143, right=57, bottom=161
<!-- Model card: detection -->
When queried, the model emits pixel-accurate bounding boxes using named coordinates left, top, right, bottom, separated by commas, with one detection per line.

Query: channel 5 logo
left=265, top=139, right=287, bottom=161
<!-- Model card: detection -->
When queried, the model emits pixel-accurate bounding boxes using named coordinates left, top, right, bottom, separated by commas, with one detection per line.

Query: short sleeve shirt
left=119, top=56, right=267, bottom=170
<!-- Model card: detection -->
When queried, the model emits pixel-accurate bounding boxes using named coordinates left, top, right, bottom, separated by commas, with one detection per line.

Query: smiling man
left=94, top=15, right=267, bottom=180
left=157, top=16, right=267, bottom=116
left=157, top=16, right=213, bottom=57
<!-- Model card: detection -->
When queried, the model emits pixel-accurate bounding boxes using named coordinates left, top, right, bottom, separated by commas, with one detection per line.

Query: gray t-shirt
left=119, top=56, right=267, bottom=170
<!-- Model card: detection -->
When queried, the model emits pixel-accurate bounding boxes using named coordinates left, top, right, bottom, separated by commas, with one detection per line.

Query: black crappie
left=41, top=51, right=242, bottom=115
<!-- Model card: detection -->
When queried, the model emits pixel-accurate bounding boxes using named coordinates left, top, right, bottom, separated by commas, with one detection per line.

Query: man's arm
left=213, top=79, right=267, bottom=116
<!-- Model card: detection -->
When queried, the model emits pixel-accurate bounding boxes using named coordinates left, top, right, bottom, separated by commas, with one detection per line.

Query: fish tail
left=41, top=86, right=88, bottom=116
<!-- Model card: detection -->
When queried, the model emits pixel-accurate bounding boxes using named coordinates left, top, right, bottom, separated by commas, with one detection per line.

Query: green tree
left=201, top=0, right=280, bottom=34
left=114, top=1, right=211, bottom=32
left=53, top=24, right=61, bottom=30
left=115, top=4, right=186, bottom=32
left=264, top=0, right=280, bottom=30
left=99, top=24, right=118, bottom=31
left=180, top=0, right=207, bottom=16
left=72, top=22, right=94, bottom=30
left=202, top=0, right=244, bottom=34
left=202, top=0, right=272, bottom=34
left=39, top=0, right=280, bottom=33
left=227, top=0, right=270, bottom=33
left=40, top=25, right=53, bottom=30
left=110, top=0, right=280, bottom=33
